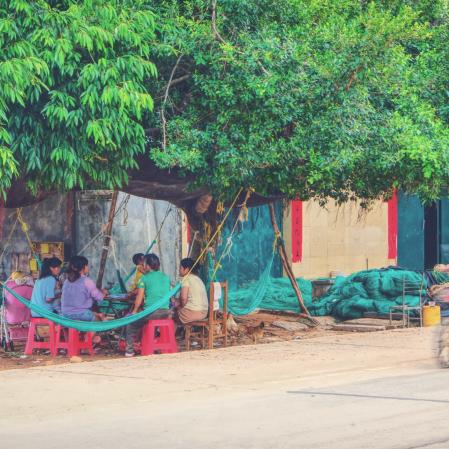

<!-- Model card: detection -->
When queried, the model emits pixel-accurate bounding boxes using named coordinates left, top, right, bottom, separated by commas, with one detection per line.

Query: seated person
left=4, top=271, right=33, bottom=324
left=125, top=253, right=171, bottom=357
left=61, top=256, right=107, bottom=321
left=173, top=258, right=208, bottom=324
left=128, top=253, right=145, bottom=297
left=30, top=257, right=62, bottom=318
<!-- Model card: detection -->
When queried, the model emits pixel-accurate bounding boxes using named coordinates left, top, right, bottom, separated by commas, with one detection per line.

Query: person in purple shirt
left=61, top=256, right=107, bottom=321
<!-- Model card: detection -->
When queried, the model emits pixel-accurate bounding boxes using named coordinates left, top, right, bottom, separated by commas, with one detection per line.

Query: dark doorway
left=424, top=202, right=439, bottom=270
left=397, top=193, right=424, bottom=271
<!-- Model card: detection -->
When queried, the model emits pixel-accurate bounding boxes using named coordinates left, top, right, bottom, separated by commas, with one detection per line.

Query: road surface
left=0, top=327, right=447, bottom=449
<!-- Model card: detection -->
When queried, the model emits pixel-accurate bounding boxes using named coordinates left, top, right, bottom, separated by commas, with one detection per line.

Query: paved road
left=1, top=328, right=447, bottom=449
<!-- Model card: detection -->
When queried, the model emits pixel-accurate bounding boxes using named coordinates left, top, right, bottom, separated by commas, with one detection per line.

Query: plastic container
left=423, top=305, right=441, bottom=327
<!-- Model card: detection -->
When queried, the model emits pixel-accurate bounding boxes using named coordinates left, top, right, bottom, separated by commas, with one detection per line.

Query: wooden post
left=64, top=192, right=76, bottom=259
left=96, top=191, right=119, bottom=289
left=268, top=203, right=313, bottom=318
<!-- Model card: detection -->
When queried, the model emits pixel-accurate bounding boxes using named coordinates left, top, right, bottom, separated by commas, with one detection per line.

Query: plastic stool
left=55, top=326, right=94, bottom=357
left=141, top=319, right=178, bottom=355
left=24, top=318, right=56, bottom=356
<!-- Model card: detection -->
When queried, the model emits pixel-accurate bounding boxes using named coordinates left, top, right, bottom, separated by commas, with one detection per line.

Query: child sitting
left=128, top=253, right=145, bottom=296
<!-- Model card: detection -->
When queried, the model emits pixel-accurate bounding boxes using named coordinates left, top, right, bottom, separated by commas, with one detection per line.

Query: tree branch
left=160, top=55, right=183, bottom=151
left=345, top=65, right=363, bottom=91
left=170, top=74, right=191, bottom=86
left=156, top=74, right=192, bottom=100
left=211, top=0, right=226, bottom=44
left=211, top=1, right=268, bottom=75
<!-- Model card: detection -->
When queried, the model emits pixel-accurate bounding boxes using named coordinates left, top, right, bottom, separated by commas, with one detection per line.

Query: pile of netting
left=226, top=267, right=432, bottom=320
left=226, top=272, right=313, bottom=315
left=308, top=268, right=427, bottom=319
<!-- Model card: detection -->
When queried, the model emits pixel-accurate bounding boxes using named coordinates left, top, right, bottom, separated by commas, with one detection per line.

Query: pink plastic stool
left=24, top=318, right=56, bottom=356
left=55, top=326, right=94, bottom=357
left=141, top=319, right=178, bottom=355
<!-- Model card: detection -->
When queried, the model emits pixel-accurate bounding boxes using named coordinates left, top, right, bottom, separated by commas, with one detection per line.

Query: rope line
left=211, top=189, right=252, bottom=280
left=0, top=213, right=19, bottom=265
left=118, top=204, right=174, bottom=288
left=78, top=194, right=132, bottom=255
left=184, top=188, right=244, bottom=281
left=16, top=209, right=42, bottom=268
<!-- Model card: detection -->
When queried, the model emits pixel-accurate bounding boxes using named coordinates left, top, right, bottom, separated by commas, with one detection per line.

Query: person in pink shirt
left=4, top=271, right=33, bottom=325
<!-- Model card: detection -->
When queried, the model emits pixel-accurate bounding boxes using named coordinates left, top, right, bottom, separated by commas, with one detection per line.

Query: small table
left=100, top=294, right=132, bottom=319
left=97, top=295, right=133, bottom=350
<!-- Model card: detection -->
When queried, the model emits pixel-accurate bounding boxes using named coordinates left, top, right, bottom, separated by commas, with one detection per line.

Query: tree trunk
left=268, top=202, right=314, bottom=318
left=96, top=191, right=119, bottom=288
left=183, top=199, right=219, bottom=261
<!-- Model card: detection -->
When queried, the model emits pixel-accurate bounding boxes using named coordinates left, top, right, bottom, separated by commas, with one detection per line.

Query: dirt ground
left=0, top=312, right=406, bottom=371
left=0, top=324, right=442, bottom=449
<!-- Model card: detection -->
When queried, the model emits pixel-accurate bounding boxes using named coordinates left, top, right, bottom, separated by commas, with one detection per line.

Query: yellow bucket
left=423, top=305, right=441, bottom=327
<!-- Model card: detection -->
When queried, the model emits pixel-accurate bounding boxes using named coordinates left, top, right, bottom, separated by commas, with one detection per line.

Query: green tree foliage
left=2, top=0, right=449, bottom=204
left=0, top=0, right=157, bottom=193
left=150, top=0, right=449, bottom=204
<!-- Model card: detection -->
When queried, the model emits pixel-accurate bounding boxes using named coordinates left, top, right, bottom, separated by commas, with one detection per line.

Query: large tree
left=2, top=0, right=449, bottom=209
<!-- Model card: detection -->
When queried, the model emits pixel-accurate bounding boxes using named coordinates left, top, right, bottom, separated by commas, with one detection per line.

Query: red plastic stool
left=55, top=326, right=94, bottom=357
left=141, top=319, right=178, bottom=355
left=24, top=318, right=57, bottom=356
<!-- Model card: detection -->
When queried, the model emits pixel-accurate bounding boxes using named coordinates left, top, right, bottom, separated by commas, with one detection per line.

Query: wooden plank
left=272, top=320, right=309, bottom=332
left=343, top=318, right=400, bottom=327
left=364, top=312, right=409, bottom=321
left=331, top=324, right=387, bottom=332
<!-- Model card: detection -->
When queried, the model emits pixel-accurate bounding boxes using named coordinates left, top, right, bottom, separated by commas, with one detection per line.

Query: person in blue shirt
left=30, top=257, right=62, bottom=317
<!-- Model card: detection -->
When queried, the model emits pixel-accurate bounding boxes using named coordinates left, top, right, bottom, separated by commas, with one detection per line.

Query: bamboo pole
left=64, top=192, right=76, bottom=258
left=268, top=203, right=315, bottom=319
left=96, top=191, right=119, bottom=289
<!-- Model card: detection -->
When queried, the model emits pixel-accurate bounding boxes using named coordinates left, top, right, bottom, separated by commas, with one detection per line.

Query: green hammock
left=2, top=283, right=180, bottom=332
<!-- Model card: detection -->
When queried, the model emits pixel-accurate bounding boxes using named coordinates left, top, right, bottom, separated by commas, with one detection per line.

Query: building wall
left=0, top=193, right=396, bottom=284
left=284, top=200, right=393, bottom=279
left=76, top=191, right=182, bottom=286
left=0, top=194, right=68, bottom=280
left=0, top=192, right=182, bottom=285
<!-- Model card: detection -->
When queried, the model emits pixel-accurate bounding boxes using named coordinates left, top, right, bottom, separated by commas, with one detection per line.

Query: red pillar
left=291, top=200, right=303, bottom=263
left=387, top=190, right=398, bottom=259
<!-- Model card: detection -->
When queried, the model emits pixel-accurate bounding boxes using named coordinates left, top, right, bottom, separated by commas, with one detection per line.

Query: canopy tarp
left=2, top=158, right=279, bottom=221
